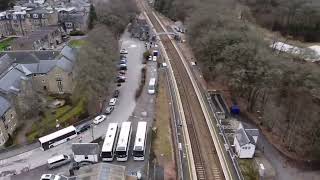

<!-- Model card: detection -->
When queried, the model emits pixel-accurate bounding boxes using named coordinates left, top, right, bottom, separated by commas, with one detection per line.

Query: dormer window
left=33, top=14, right=38, bottom=18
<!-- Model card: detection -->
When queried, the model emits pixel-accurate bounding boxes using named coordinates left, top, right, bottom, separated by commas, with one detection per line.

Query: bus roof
left=116, top=122, right=132, bottom=150
left=134, top=121, right=147, bottom=150
left=102, top=123, right=118, bottom=152
left=39, top=126, right=76, bottom=144
left=149, top=78, right=156, bottom=85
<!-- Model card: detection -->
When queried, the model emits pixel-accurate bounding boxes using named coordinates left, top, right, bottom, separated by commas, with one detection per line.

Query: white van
left=47, top=154, right=71, bottom=169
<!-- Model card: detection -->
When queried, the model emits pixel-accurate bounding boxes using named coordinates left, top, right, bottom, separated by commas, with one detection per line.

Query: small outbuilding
left=233, top=123, right=259, bottom=159
left=72, top=143, right=100, bottom=163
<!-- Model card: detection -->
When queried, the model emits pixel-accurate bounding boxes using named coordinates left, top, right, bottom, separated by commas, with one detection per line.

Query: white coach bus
left=115, top=121, right=132, bottom=161
left=39, top=126, right=77, bottom=150
left=101, top=123, right=119, bottom=161
left=148, top=78, right=156, bottom=94
left=133, top=121, right=147, bottom=161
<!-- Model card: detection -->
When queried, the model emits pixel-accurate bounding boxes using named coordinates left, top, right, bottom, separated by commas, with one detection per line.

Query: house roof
left=0, top=54, right=15, bottom=74
left=61, top=45, right=76, bottom=61
left=0, top=96, right=11, bottom=116
left=0, top=66, right=25, bottom=93
left=16, top=60, right=58, bottom=75
left=5, top=50, right=59, bottom=64
left=72, top=143, right=100, bottom=155
left=235, top=128, right=254, bottom=146
left=56, top=57, right=73, bottom=72
left=245, top=129, right=259, bottom=137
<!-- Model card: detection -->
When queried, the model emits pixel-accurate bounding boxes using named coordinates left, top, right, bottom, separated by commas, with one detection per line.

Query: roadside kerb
left=152, top=11, right=233, bottom=180
left=142, top=11, right=197, bottom=180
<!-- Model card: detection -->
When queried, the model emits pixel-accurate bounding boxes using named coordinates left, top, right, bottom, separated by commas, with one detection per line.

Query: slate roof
left=0, top=54, right=15, bottom=74
left=0, top=66, right=25, bottom=93
left=245, top=129, right=259, bottom=137
left=61, top=46, right=76, bottom=61
left=235, top=128, right=255, bottom=146
left=5, top=51, right=59, bottom=64
left=0, top=96, right=10, bottom=116
left=72, top=143, right=100, bottom=155
left=16, top=60, right=58, bottom=75
left=56, top=57, right=73, bottom=72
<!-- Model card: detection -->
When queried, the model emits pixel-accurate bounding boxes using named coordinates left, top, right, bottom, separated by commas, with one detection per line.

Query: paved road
left=0, top=31, right=145, bottom=178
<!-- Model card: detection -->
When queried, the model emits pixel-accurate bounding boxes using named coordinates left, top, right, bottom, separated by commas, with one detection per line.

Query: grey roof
left=245, top=129, right=259, bottom=137
left=0, top=54, right=15, bottom=74
left=0, top=96, right=11, bottom=116
left=235, top=128, right=255, bottom=146
left=56, top=57, right=73, bottom=72
left=5, top=51, right=59, bottom=64
left=61, top=46, right=76, bottom=61
left=16, top=60, right=58, bottom=75
left=72, top=143, right=100, bottom=155
left=0, top=66, right=25, bottom=93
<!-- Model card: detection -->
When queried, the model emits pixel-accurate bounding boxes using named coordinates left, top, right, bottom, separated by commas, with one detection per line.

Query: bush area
left=154, top=0, right=320, bottom=160
left=69, top=30, right=85, bottom=36
left=239, top=159, right=259, bottom=180
left=135, top=67, right=147, bottom=99
left=0, top=37, right=16, bottom=51
left=239, top=0, right=320, bottom=42
left=26, top=99, right=87, bottom=142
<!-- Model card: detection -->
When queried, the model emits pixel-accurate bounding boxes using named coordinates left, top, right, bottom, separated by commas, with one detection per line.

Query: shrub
left=69, top=30, right=85, bottom=36
left=135, top=67, right=147, bottom=99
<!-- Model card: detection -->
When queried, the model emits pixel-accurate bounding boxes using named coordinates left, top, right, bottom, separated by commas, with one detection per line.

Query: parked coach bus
left=133, top=121, right=147, bottom=161
left=101, top=123, right=119, bottom=161
left=39, top=126, right=77, bottom=151
left=115, top=121, right=132, bottom=161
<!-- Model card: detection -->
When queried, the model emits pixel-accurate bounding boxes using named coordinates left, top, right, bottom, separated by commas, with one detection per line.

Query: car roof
left=47, top=155, right=66, bottom=164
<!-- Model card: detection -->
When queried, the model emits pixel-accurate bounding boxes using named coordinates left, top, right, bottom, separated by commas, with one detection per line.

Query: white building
left=71, top=143, right=100, bottom=163
left=233, top=124, right=259, bottom=159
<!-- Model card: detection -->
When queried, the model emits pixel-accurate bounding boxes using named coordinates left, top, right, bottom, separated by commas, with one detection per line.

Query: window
left=27, top=14, right=30, bottom=18
left=33, top=14, right=38, bottom=18
left=84, top=155, right=88, bottom=159
left=248, top=147, right=251, bottom=150
left=57, top=79, right=63, bottom=92
left=10, top=114, right=13, bottom=118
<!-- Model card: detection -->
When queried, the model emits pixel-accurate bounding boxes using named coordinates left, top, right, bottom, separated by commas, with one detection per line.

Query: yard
left=0, top=37, right=16, bottom=51
left=68, top=39, right=86, bottom=48
left=26, top=98, right=87, bottom=142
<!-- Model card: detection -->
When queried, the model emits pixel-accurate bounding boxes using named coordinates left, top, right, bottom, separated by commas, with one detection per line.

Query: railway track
left=138, top=1, right=225, bottom=179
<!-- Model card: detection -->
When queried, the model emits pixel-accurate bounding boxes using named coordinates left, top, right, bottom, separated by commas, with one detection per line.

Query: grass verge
left=69, top=39, right=86, bottom=48
left=239, top=159, right=259, bottom=180
left=152, top=72, right=173, bottom=162
left=0, top=37, right=16, bottom=51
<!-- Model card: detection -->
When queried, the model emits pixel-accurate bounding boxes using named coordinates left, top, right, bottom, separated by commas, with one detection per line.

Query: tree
left=0, top=0, right=14, bottom=11
left=88, top=4, right=97, bottom=30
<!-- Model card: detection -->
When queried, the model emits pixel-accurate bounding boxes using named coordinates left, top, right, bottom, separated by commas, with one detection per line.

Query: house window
left=84, top=155, right=88, bottom=159
left=57, top=79, right=63, bottom=92
left=33, top=14, right=38, bottom=18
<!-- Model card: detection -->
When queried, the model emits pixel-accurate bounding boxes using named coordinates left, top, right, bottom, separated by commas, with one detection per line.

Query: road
left=0, top=31, right=145, bottom=178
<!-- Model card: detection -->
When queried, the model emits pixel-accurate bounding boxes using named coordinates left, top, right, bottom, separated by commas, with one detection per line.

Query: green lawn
left=26, top=99, right=87, bottom=142
left=239, top=159, right=259, bottom=180
left=0, top=37, right=16, bottom=51
left=69, top=39, right=86, bottom=48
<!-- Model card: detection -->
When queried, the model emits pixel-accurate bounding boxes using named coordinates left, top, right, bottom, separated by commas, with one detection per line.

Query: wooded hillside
left=154, top=0, right=320, bottom=160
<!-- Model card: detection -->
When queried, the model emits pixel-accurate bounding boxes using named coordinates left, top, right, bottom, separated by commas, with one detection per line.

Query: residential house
left=71, top=143, right=100, bottom=163
left=11, top=25, right=63, bottom=50
left=0, top=45, right=77, bottom=146
left=0, top=96, right=18, bottom=146
left=233, top=123, right=259, bottom=159
left=58, top=7, right=89, bottom=34
left=0, top=6, right=58, bottom=36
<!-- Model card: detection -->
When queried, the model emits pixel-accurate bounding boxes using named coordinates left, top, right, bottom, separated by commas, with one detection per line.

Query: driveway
left=0, top=31, right=145, bottom=178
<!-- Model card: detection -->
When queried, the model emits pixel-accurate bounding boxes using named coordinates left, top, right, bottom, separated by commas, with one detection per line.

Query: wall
left=3, top=108, right=17, bottom=135
left=74, top=154, right=98, bottom=163
left=0, top=120, right=9, bottom=146
left=47, top=67, right=73, bottom=94
left=31, top=74, right=49, bottom=92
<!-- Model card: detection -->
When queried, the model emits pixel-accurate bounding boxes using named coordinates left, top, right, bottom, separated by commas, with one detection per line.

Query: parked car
left=47, top=154, right=71, bottom=169
left=93, top=115, right=107, bottom=124
left=118, top=63, right=127, bottom=70
left=120, top=54, right=127, bottom=59
left=113, top=90, right=120, bottom=98
left=105, top=106, right=114, bottom=115
left=109, top=98, right=118, bottom=106
left=148, top=56, right=152, bottom=61
left=76, top=122, right=91, bottom=134
left=40, top=174, right=64, bottom=180
left=120, top=59, right=127, bottom=64
left=119, top=70, right=126, bottom=75
left=120, top=48, right=128, bottom=54
left=116, top=76, right=126, bottom=83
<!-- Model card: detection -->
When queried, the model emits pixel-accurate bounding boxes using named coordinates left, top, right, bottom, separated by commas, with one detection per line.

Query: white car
left=40, top=174, right=62, bottom=180
left=93, top=115, right=107, bottom=124
left=120, top=49, right=128, bottom=54
left=109, top=98, right=118, bottom=106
